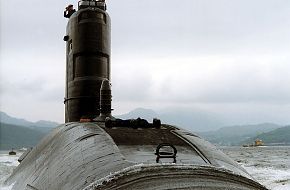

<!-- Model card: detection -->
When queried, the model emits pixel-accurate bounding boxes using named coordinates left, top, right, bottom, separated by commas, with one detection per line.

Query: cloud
left=112, top=63, right=153, bottom=102
left=110, top=0, right=290, bottom=56
left=112, top=55, right=290, bottom=105
left=1, top=0, right=290, bottom=125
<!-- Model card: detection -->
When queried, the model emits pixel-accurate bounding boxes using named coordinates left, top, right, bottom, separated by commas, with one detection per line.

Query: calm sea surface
left=1, top=147, right=290, bottom=189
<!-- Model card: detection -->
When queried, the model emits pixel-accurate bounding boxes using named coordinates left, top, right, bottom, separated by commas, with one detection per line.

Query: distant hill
left=118, top=108, right=159, bottom=121
left=0, top=123, right=51, bottom=150
left=0, top=111, right=59, bottom=128
left=241, top=125, right=290, bottom=145
left=0, top=111, right=59, bottom=150
left=118, top=108, right=224, bottom=131
left=198, top=123, right=282, bottom=146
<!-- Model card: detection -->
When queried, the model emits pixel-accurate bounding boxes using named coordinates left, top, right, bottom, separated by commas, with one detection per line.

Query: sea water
left=222, top=146, right=290, bottom=190
left=0, top=151, right=19, bottom=190
left=0, top=147, right=290, bottom=189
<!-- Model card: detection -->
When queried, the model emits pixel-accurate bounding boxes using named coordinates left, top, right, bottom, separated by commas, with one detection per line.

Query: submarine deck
left=6, top=122, right=267, bottom=190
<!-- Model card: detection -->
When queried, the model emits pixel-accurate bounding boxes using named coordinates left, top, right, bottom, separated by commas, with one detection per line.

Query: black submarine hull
left=6, top=122, right=267, bottom=190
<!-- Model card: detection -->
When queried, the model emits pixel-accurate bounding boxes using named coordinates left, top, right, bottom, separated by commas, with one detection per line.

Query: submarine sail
left=5, top=1, right=268, bottom=189
left=64, top=0, right=111, bottom=122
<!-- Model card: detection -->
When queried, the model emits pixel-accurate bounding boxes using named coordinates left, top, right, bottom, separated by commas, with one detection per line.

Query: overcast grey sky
left=1, top=0, right=290, bottom=126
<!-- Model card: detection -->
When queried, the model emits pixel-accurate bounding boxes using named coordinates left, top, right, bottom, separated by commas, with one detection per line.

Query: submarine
left=5, top=1, right=268, bottom=189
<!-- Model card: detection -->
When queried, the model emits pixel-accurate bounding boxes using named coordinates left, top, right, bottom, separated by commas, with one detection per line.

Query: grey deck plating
left=6, top=122, right=267, bottom=190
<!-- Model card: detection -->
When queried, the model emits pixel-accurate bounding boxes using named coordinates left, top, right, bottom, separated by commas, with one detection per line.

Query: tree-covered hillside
left=198, top=123, right=281, bottom=146
left=242, top=126, right=290, bottom=145
left=0, top=123, right=51, bottom=150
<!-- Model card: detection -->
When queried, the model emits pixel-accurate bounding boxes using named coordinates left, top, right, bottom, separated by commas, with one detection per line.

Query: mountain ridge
left=0, top=111, right=59, bottom=128
left=198, top=123, right=282, bottom=146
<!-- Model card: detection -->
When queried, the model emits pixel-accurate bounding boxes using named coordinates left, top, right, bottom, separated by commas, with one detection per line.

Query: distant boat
left=18, top=147, right=28, bottom=152
left=254, top=139, right=264, bottom=146
left=9, top=149, right=16, bottom=155
left=242, top=139, right=264, bottom=147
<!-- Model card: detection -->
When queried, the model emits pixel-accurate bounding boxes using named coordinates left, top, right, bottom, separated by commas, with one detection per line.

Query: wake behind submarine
left=6, top=1, right=267, bottom=189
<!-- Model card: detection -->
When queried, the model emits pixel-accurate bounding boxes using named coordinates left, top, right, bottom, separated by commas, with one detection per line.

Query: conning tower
left=64, top=0, right=111, bottom=122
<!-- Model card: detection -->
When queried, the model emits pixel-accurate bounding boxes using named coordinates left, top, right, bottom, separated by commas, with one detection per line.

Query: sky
left=1, top=0, right=290, bottom=126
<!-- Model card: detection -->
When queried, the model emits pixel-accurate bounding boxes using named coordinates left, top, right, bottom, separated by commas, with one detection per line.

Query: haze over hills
left=198, top=123, right=283, bottom=146
left=118, top=107, right=224, bottom=132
